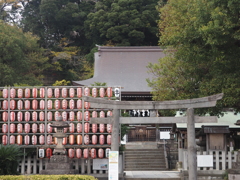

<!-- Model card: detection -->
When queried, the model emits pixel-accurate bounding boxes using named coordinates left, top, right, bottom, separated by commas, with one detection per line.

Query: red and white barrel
left=100, top=111, right=105, bottom=118
left=47, top=123, right=52, bottom=133
left=83, top=148, right=89, bottom=159
left=69, top=88, right=75, bottom=98
left=107, top=135, right=111, bottom=145
left=69, top=123, right=75, bottom=133
left=84, top=102, right=90, bottom=109
left=2, top=100, right=8, bottom=110
left=32, top=87, right=38, bottom=98
left=61, top=99, right=67, bottom=110
left=92, top=124, right=97, bottom=133
left=69, top=99, right=75, bottom=109
left=76, top=148, right=82, bottom=159
left=39, top=135, right=45, bottom=145
left=25, top=111, right=30, bottom=122
left=105, top=148, right=110, bottom=158
left=84, top=123, right=90, bottom=133
left=99, top=124, right=105, bottom=133
left=92, top=88, right=98, bottom=97
left=62, top=137, right=67, bottom=145
left=2, top=135, right=7, bottom=145
left=47, top=112, right=52, bottom=121
left=46, top=148, right=52, bottom=158
left=92, top=111, right=97, bottom=118
left=2, top=124, right=8, bottom=133
left=77, top=135, right=82, bottom=145
left=77, top=88, right=82, bottom=98
left=17, top=100, right=23, bottom=110
left=32, top=99, right=38, bottom=110
left=77, top=123, right=82, bottom=133
left=24, top=123, right=30, bottom=133
left=47, top=100, right=52, bottom=110
left=32, top=111, right=38, bottom=122
left=54, top=99, right=60, bottom=110
left=92, top=135, right=97, bottom=145
left=98, top=148, right=104, bottom=159
left=62, top=111, right=67, bottom=121
left=68, top=148, right=75, bottom=158
left=69, top=134, right=75, bottom=145
left=25, top=88, right=30, bottom=98
left=54, top=111, right=60, bottom=121
left=10, top=88, right=16, bottom=98
left=10, top=100, right=16, bottom=110
left=24, top=135, right=30, bottom=145
left=32, top=123, right=38, bottom=133
left=39, top=148, right=45, bottom=158
left=24, top=100, right=30, bottom=110
left=2, top=112, right=8, bottom=122
left=17, top=88, right=23, bottom=98
left=69, top=111, right=75, bottom=121
left=2, top=89, right=8, bottom=98
left=47, top=135, right=52, bottom=145
left=17, top=135, right=23, bottom=145
left=76, top=99, right=82, bottom=109
left=107, top=87, right=112, bottom=98
left=47, top=88, right=53, bottom=98
left=99, top=134, right=105, bottom=145
left=107, top=124, right=112, bottom=133
left=39, top=123, right=45, bottom=133
left=17, top=123, right=23, bottom=133
left=54, top=88, right=60, bottom=98
left=77, top=111, right=82, bottom=121
left=84, top=111, right=90, bottom=121
left=84, top=135, right=89, bottom=145
left=32, top=135, right=37, bottom=145
left=99, top=88, right=105, bottom=97
left=10, top=135, right=15, bottom=145
left=10, top=112, right=15, bottom=122
left=39, top=111, right=44, bottom=121
left=39, top=100, right=45, bottom=110
left=90, top=148, right=96, bottom=159
left=61, top=88, right=67, bottom=98
left=84, top=87, right=90, bottom=96
left=39, top=87, right=45, bottom=98
left=10, top=123, right=15, bottom=133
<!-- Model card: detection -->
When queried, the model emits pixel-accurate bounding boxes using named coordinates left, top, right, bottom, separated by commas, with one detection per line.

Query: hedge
left=0, top=175, right=97, bottom=180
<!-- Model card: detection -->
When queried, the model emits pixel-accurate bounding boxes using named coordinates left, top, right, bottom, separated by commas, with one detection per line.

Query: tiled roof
left=73, top=46, right=165, bottom=93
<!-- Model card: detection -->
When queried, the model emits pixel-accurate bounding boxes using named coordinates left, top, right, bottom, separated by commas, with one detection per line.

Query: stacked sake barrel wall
left=0, top=86, right=120, bottom=160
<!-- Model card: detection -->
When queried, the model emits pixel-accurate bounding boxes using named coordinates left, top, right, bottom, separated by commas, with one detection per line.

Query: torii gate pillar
left=187, top=108, right=197, bottom=180
left=112, top=109, right=120, bottom=151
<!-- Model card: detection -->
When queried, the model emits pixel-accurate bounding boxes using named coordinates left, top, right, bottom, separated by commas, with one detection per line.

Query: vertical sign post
left=108, top=151, right=119, bottom=180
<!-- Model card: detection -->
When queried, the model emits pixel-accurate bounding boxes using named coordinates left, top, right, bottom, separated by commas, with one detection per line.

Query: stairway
left=124, top=147, right=167, bottom=171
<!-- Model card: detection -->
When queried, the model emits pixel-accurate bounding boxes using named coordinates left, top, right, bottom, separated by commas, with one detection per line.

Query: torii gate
left=82, top=93, right=223, bottom=180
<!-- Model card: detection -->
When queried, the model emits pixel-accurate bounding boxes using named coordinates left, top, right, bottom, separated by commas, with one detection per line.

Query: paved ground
left=124, top=171, right=181, bottom=179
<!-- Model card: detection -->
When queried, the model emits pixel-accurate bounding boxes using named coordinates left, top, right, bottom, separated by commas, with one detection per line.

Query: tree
left=84, top=0, right=159, bottom=46
left=0, top=21, right=50, bottom=86
left=147, top=0, right=240, bottom=114
left=0, top=144, right=23, bottom=175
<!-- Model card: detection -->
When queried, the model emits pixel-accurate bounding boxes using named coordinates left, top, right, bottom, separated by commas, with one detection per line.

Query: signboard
left=108, top=151, right=119, bottom=180
left=160, top=131, right=170, bottom=139
left=93, top=159, right=108, bottom=170
left=197, top=155, right=213, bottom=167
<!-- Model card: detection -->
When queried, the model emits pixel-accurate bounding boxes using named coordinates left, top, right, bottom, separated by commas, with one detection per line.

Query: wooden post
left=111, top=109, right=120, bottom=151
left=187, top=108, right=197, bottom=180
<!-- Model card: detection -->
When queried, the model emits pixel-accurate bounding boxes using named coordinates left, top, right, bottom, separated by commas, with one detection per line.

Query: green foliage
left=0, top=144, right=23, bottom=175
left=0, top=175, right=97, bottom=180
left=0, top=21, right=50, bottom=87
left=90, top=82, right=107, bottom=86
left=52, top=79, right=71, bottom=86
left=148, top=0, right=240, bottom=115
left=84, top=0, right=159, bottom=46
